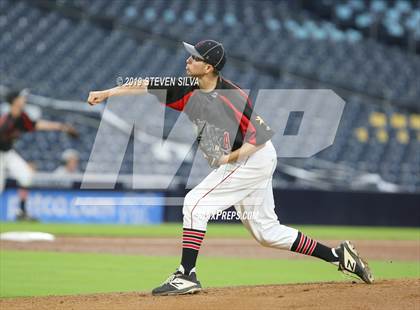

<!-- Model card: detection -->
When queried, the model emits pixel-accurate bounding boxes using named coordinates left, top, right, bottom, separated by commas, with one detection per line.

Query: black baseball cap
left=183, top=40, right=226, bottom=71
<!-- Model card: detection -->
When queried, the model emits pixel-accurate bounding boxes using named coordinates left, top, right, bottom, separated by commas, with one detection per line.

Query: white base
left=0, top=231, right=55, bottom=242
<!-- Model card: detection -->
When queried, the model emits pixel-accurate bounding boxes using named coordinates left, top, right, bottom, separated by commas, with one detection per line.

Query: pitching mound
left=1, top=279, right=418, bottom=310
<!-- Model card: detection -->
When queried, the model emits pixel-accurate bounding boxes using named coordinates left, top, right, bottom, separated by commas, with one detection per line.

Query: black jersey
left=0, top=112, right=36, bottom=151
left=148, top=76, right=274, bottom=153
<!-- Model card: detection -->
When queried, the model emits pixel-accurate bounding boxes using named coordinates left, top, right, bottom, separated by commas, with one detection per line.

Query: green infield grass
left=0, top=250, right=418, bottom=298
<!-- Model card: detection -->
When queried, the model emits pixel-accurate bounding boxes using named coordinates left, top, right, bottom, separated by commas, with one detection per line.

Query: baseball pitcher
left=87, top=40, right=374, bottom=296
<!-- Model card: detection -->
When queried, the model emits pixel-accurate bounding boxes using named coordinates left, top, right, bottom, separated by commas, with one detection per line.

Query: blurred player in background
left=0, top=89, right=78, bottom=220
left=52, top=148, right=80, bottom=188
left=54, top=148, right=80, bottom=175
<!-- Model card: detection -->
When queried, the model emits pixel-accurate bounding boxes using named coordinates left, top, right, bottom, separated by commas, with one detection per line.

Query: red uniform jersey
left=0, top=112, right=36, bottom=151
left=148, top=76, right=274, bottom=152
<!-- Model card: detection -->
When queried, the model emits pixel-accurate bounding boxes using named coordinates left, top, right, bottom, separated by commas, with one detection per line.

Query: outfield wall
left=0, top=189, right=164, bottom=225
left=165, top=188, right=420, bottom=227
left=0, top=188, right=418, bottom=226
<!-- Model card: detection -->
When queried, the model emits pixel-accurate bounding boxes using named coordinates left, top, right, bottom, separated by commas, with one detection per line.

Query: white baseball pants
left=183, top=141, right=298, bottom=250
left=0, top=150, right=33, bottom=193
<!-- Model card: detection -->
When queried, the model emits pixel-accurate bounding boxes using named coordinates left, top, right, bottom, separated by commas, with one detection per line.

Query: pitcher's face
left=186, top=55, right=213, bottom=77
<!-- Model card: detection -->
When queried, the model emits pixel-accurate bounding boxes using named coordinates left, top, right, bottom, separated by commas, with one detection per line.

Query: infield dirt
left=0, top=279, right=418, bottom=310
left=1, top=237, right=418, bottom=260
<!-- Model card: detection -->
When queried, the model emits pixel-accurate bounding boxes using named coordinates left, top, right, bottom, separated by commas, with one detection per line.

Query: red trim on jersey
left=219, top=95, right=256, bottom=144
left=21, top=113, right=35, bottom=131
left=222, top=78, right=253, bottom=108
left=223, top=131, right=231, bottom=150
left=0, top=114, right=7, bottom=126
left=166, top=91, right=193, bottom=111
left=190, top=165, right=241, bottom=229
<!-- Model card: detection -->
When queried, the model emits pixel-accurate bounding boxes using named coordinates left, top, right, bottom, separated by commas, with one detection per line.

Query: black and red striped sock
left=180, top=228, right=206, bottom=274
left=291, top=232, right=338, bottom=263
